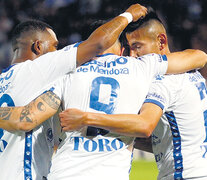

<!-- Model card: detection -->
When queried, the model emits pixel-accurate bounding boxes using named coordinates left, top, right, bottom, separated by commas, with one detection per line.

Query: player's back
left=49, top=53, right=168, bottom=180
left=149, top=72, right=207, bottom=180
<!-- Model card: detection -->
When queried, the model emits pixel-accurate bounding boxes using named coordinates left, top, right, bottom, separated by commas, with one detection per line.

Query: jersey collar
left=96, top=53, right=115, bottom=57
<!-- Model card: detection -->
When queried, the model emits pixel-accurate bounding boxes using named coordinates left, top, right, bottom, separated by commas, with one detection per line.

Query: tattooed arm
left=0, top=91, right=61, bottom=132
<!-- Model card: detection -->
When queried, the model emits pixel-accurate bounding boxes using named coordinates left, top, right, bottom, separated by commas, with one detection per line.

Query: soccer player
left=0, top=4, right=146, bottom=180
left=59, top=12, right=207, bottom=179
left=1, top=13, right=207, bottom=180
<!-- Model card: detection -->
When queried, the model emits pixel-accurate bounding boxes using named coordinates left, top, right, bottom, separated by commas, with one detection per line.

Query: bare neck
left=11, top=49, right=36, bottom=64
left=100, top=45, right=121, bottom=56
left=161, top=46, right=171, bottom=55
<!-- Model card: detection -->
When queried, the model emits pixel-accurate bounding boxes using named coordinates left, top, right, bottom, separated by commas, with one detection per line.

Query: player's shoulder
left=152, top=74, right=179, bottom=90
left=153, top=72, right=203, bottom=92
left=62, top=43, right=78, bottom=51
left=185, top=70, right=204, bottom=81
left=95, top=53, right=129, bottom=65
left=127, top=53, right=166, bottom=64
left=0, top=63, right=22, bottom=78
left=140, top=53, right=165, bottom=61
left=169, top=71, right=205, bottom=85
left=1, top=64, right=16, bottom=74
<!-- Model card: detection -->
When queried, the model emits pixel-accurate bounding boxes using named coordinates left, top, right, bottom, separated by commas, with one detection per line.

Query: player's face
left=126, top=28, right=160, bottom=58
left=41, top=28, right=59, bottom=54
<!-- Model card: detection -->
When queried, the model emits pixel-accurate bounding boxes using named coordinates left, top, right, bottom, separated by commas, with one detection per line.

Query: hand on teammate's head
left=125, top=4, right=147, bottom=22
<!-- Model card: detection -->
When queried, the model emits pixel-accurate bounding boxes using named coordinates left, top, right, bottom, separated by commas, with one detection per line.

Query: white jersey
left=48, top=53, right=168, bottom=180
left=145, top=71, right=207, bottom=180
left=0, top=44, right=78, bottom=180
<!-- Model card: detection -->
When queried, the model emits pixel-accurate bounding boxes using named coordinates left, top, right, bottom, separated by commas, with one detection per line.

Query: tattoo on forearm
left=37, top=102, right=46, bottom=112
left=0, top=107, right=13, bottom=120
left=20, top=104, right=33, bottom=122
left=40, top=91, right=60, bottom=110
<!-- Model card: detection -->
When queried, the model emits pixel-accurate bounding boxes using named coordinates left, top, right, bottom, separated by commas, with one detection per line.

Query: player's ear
left=157, top=33, right=167, bottom=51
left=31, top=40, right=42, bottom=55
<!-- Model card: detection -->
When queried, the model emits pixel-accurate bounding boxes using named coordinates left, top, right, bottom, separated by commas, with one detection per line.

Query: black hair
left=119, top=8, right=163, bottom=55
left=11, top=19, right=53, bottom=47
left=124, top=8, right=162, bottom=34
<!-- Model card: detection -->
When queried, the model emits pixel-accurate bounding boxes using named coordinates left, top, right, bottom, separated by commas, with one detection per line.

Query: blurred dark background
left=0, top=0, right=207, bottom=78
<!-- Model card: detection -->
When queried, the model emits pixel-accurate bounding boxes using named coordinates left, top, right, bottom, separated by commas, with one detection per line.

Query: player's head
left=124, top=9, right=170, bottom=57
left=11, top=20, right=58, bottom=62
left=88, top=20, right=123, bottom=56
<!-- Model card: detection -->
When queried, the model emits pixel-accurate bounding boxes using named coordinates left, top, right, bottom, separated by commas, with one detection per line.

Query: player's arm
left=166, top=49, right=207, bottom=74
left=59, top=103, right=162, bottom=137
left=76, top=4, right=147, bottom=66
left=0, top=91, right=61, bottom=132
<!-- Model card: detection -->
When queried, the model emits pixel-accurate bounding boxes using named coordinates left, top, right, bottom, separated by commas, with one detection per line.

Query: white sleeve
left=48, top=75, right=70, bottom=100
left=140, top=53, right=168, bottom=78
left=30, top=43, right=78, bottom=83
left=144, top=75, right=175, bottom=112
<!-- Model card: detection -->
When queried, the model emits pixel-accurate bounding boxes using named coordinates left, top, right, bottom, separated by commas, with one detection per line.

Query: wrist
left=119, top=12, right=133, bottom=23
left=84, top=112, right=97, bottom=126
left=83, top=112, right=91, bottom=126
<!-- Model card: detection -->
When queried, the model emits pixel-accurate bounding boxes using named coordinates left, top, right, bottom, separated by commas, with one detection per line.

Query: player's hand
left=125, top=4, right=147, bottom=22
left=59, top=108, right=86, bottom=131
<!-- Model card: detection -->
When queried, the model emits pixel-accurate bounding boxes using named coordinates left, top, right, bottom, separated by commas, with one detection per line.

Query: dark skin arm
left=76, top=4, right=147, bottom=66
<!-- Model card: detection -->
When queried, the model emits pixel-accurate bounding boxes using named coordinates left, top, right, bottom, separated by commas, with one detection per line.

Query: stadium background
left=0, top=0, right=206, bottom=179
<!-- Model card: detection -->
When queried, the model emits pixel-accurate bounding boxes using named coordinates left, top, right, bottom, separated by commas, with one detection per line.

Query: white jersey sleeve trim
left=144, top=99, right=164, bottom=110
